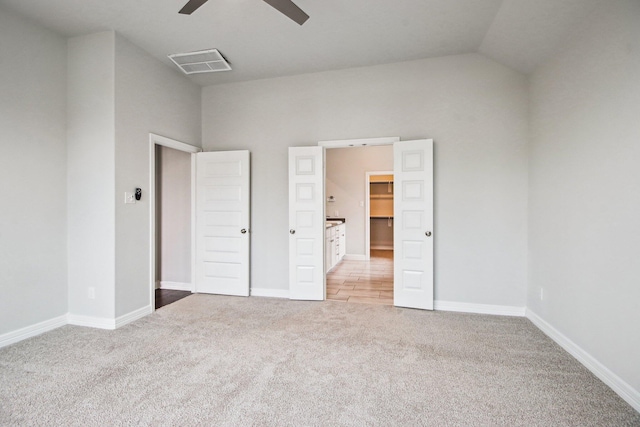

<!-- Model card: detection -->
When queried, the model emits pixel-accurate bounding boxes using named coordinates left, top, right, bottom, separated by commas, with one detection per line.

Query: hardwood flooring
left=155, top=289, right=191, bottom=310
left=326, top=250, right=393, bottom=305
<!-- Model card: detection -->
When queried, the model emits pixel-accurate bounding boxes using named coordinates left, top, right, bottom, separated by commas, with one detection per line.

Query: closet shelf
left=370, top=215, right=394, bottom=219
left=370, top=194, right=393, bottom=199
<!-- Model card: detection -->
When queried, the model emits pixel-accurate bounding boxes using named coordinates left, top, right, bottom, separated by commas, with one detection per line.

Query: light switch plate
left=124, top=192, right=136, bottom=204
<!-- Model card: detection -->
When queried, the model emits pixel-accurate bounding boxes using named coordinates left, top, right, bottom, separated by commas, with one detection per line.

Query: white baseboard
left=1, top=305, right=153, bottom=347
left=67, top=314, right=116, bottom=330
left=370, top=245, right=393, bottom=250
left=115, top=305, right=153, bottom=329
left=250, top=288, right=290, bottom=299
left=159, top=281, right=192, bottom=292
left=0, top=315, right=68, bottom=349
left=68, top=305, right=153, bottom=330
left=343, top=254, right=366, bottom=261
left=526, top=309, right=640, bottom=412
left=434, top=300, right=526, bottom=317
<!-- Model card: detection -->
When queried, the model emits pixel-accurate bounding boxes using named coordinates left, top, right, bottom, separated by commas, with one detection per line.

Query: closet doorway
left=365, top=172, right=394, bottom=259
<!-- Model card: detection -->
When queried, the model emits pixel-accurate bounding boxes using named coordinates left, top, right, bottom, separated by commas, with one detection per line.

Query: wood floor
left=155, top=289, right=191, bottom=310
left=326, top=250, right=393, bottom=305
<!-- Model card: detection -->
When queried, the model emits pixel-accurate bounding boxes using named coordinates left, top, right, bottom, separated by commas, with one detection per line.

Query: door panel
left=289, top=146, right=325, bottom=300
left=393, top=140, right=434, bottom=310
left=195, top=151, right=250, bottom=296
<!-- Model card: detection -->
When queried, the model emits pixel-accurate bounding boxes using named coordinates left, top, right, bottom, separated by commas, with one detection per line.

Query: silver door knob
left=241, top=229, right=247, bottom=234
left=425, top=231, right=432, bottom=237
left=290, top=229, right=296, bottom=234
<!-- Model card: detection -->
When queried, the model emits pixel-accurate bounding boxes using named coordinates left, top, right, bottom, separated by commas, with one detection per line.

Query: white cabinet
left=325, top=228, right=332, bottom=273
left=337, top=224, right=346, bottom=260
left=325, top=222, right=346, bottom=273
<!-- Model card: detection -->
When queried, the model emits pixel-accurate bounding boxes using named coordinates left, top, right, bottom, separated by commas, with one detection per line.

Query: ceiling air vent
left=168, top=49, right=231, bottom=75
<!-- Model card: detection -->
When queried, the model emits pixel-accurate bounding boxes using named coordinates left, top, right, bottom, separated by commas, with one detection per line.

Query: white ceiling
left=0, top=0, right=605, bottom=86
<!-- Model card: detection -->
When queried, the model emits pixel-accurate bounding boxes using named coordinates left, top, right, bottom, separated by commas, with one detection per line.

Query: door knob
left=241, top=229, right=247, bottom=234
left=425, top=231, right=432, bottom=237
left=290, top=229, right=296, bottom=234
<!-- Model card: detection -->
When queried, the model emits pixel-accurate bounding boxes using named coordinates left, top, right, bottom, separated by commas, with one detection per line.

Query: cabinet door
left=329, top=229, right=336, bottom=270
left=325, top=237, right=330, bottom=272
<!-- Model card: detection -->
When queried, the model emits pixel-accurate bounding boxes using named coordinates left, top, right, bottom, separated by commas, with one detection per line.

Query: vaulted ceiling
left=0, top=0, right=605, bottom=86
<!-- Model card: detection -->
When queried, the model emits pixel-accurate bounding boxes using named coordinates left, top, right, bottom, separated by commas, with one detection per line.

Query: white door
left=289, top=146, right=325, bottom=300
left=195, top=151, right=250, bottom=296
left=393, top=139, right=434, bottom=310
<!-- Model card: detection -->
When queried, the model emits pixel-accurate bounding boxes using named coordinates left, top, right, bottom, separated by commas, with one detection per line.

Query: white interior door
left=393, top=139, right=434, bottom=310
left=289, top=146, right=325, bottom=300
left=195, top=151, right=250, bottom=296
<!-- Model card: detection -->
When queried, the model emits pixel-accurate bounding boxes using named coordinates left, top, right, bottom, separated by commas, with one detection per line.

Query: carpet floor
left=1, top=295, right=638, bottom=426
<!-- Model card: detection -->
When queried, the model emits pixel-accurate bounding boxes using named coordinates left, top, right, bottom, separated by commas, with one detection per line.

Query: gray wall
left=326, top=146, right=393, bottom=255
left=114, top=34, right=201, bottom=317
left=202, top=53, right=529, bottom=307
left=0, top=8, right=68, bottom=334
left=529, top=0, right=640, bottom=393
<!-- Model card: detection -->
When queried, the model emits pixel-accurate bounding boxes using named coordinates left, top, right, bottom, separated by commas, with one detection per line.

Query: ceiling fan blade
left=179, top=0, right=209, bottom=15
left=263, top=0, right=309, bottom=25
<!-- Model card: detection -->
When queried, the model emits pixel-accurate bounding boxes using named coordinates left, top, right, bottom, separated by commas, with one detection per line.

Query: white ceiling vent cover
left=168, top=49, right=231, bottom=74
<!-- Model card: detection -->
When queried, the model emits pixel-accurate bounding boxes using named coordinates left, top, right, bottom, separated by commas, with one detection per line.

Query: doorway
left=288, top=138, right=434, bottom=310
left=154, top=145, right=193, bottom=309
left=324, top=146, right=395, bottom=305
left=149, top=137, right=252, bottom=309
left=149, top=133, right=200, bottom=311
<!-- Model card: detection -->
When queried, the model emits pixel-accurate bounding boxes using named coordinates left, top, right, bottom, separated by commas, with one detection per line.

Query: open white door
left=393, top=139, right=434, bottom=310
left=289, top=146, right=325, bottom=300
left=195, top=151, right=250, bottom=296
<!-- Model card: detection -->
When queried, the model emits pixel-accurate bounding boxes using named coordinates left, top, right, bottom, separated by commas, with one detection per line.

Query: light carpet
left=1, top=294, right=638, bottom=426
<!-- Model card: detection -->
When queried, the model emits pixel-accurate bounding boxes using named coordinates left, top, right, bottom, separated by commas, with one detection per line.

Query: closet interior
left=369, top=174, right=394, bottom=251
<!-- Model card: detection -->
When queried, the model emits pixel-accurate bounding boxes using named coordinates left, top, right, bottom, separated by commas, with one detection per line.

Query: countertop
left=325, top=218, right=345, bottom=229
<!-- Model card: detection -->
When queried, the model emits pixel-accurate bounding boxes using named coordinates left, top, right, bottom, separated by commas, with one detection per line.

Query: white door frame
left=148, top=133, right=201, bottom=311
left=365, top=171, right=394, bottom=260
left=318, top=136, right=401, bottom=148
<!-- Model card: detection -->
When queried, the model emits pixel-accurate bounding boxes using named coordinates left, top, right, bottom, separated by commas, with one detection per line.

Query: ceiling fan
left=179, top=0, right=310, bottom=26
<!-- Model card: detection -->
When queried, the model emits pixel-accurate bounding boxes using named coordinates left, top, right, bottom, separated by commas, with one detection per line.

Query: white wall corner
left=67, top=314, right=116, bottom=330
left=114, top=305, right=153, bottom=329
left=434, top=300, right=526, bottom=317
left=250, top=288, right=290, bottom=299
left=0, top=315, right=68, bottom=349
left=68, top=305, right=152, bottom=330
left=526, top=309, right=640, bottom=413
